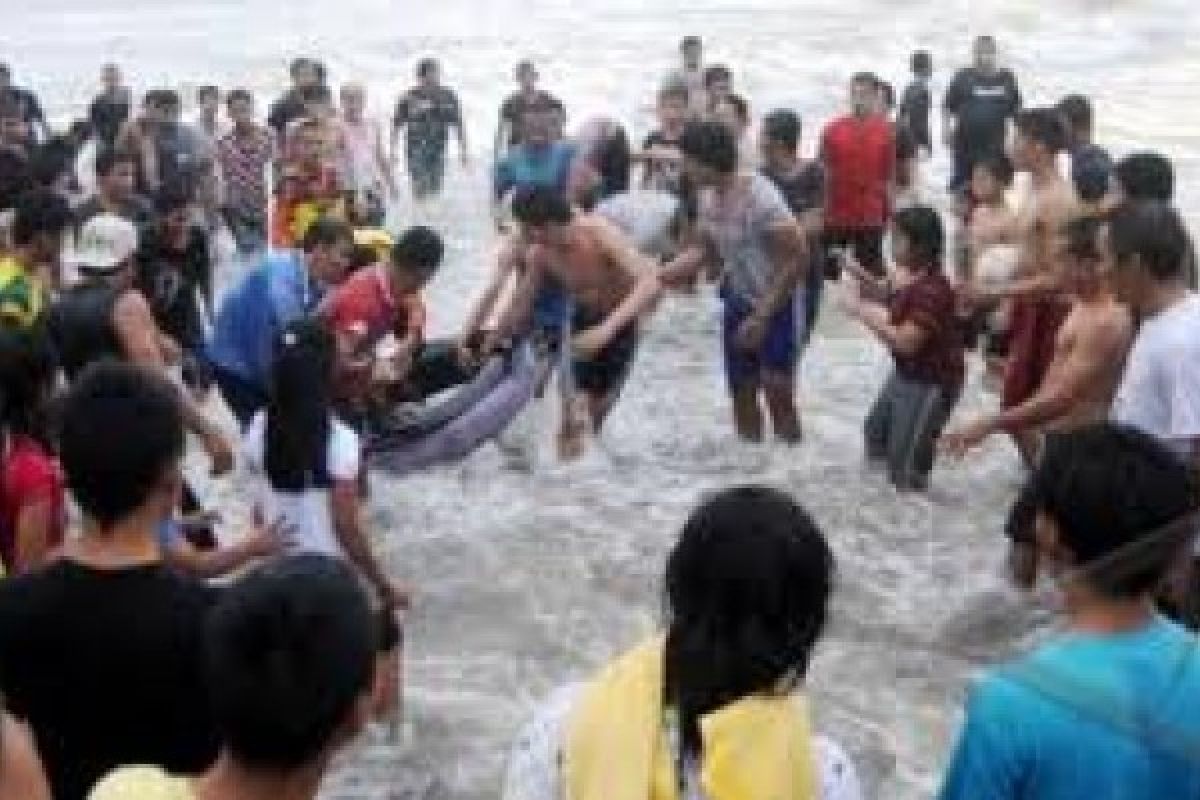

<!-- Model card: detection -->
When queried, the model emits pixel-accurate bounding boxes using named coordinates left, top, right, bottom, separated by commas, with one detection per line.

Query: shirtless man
left=964, top=108, right=1078, bottom=465
left=943, top=215, right=1134, bottom=585
left=492, top=185, right=662, bottom=458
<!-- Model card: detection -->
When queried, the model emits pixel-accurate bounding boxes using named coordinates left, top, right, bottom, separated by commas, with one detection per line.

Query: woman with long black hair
left=503, top=485, right=861, bottom=800
left=241, top=318, right=404, bottom=610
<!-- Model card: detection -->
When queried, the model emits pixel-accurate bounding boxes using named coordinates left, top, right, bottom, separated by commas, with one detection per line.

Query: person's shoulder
left=89, top=764, right=193, bottom=800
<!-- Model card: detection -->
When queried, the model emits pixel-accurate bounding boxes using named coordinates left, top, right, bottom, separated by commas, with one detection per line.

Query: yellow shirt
left=0, top=256, right=45, bottom=330
left=88, top=766, right=195, bottom=800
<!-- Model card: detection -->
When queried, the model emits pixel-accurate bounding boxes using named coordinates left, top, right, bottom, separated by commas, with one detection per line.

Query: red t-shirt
left=0, top=436, right=65, bottom=571
left=888, top=271, right=965, bottom=393
left=323, top=265, right=426, bottom=346
left=821, top=114, right=895, bottom=228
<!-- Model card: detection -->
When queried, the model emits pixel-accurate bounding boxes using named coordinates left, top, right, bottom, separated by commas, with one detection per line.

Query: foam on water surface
left=5, top=1, right=1199, bottom=796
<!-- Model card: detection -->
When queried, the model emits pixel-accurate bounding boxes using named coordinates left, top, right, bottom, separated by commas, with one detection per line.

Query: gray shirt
left=698, top=172, right=793, bottom=304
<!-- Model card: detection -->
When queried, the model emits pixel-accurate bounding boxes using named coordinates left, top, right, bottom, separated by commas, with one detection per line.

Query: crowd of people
left=0, top=26, right=1196, bottom=800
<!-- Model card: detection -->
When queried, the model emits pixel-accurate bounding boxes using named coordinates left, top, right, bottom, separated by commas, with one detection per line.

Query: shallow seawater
left=7, top=0, right=1199, bottom=796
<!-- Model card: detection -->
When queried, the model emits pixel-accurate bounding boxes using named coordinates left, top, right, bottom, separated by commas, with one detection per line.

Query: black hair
left=0, top=95, right=23, bottom=122
left=298, top=84, right=333, bottom=107
left=11, top=188, right=73, bottom=247
left=664, top=486, right=834, bottom=757
left=892, top=205, right=945, bottom=269
left=1029, top=423, right=1197, bottom=599
left=205, top=554, right=375, bottom=769
left=658, top=82, right=690, bottom=105
left=417, top=58, right=439, bottom=79
left=349, top=243, right=379, bottom=272
left=974, top=152, right=1015, bottom=188
left=0, top=149, right=31, bottom=211
left=975, top=34, right=997, bottom=49
left=155, top=181, right=194, bottom=215
left=391, top=225, right=444, bottom=275
left=762, top=109, right=801, bottom=152
left=197, top=85, right=220, bottom=101
left=1115, top=152, right=1174, bottom=202
left=158, top=90, right=181, bottom=111
left=911, top=50, right=933, bottom=76
left=703, top=64, right=732, bottom=90
left=681, top=35, right=702, bottom=51
left=1065, top=214, right=1104, bottom=262
left=30, top=138, right=74, bottom=189
left=851, top=71, right=877, bottom=88
left=1107, top=200, right=1190, bottom=282
left=1015, top=108, right=1068, bottom=155
left=515, top=60, right=535, bottom=76
left=289, top=57, right=315, bottom=79
left=877, top=79, right=896, bottom=111
left=94, top=146, right=137, bottom=179
left=0, top=328, right=56, bottom=446
left=679, top=119, right=738, bottom=175
left=266, top=319, right=335, bottom=492
left=510, top=185, right=573, bottom=227
left=226, top=88, right=254, bottom=109
left=718, top=93, right=749, bottom=123
left=1056, top=94, right=1092, bottom=133
left=59, top=362, right=184, bottom=527
left=300, top=215, right=353, bottom=253
left=591, top=123, right=631, bottom=202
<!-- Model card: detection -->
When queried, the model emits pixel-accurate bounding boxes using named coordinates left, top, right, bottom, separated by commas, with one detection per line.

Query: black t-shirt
left=761, top=161, right=825, bottom=282
left=89, top=90, right=132, bottom=147
left=0, top=560, right=219, bottom=800
left=0, top=86, right=45, bottom=126
left=136, top=225, right=212, bottom=348
left=943, top=67, right=1021, bottom=154
left=267, top=88, right=308, bottom=139
left=394, top=86, right=462, bottom=151
left=499, top=90, right=564, bottom=147
left=898, top=80, right=932, bottom=151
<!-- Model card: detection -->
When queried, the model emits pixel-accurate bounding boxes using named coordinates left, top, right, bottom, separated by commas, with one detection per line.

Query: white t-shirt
left=1111, top=293, right=1200, bottom=463
left=241, top=412, right=361, bottom=559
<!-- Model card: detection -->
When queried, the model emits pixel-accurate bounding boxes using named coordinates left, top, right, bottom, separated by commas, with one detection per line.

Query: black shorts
left=824, top=227, right=885, bottom=278
left=571, top=308, right=639, bottom=396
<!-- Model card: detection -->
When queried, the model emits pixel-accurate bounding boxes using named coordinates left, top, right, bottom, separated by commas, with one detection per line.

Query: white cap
left=67, top=213, right=138, bottom=273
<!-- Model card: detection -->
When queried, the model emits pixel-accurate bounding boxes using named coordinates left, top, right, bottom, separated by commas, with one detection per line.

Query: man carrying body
left=943, top=35, right=1021, bottom=192
left=966, top=108, right=1078, bottom=465
left=495, top=61, right=565, bottom=159
left=664, top=121, right=808, bottom=443
left=207, top=216, right=354, bottom=427
left=943, top=215, right=1134, bottom=585
left=492, top=186, right=662, bottom=459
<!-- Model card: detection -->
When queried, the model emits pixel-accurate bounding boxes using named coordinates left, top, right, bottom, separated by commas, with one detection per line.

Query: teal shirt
left=939, top=615, right=1200, bottom=800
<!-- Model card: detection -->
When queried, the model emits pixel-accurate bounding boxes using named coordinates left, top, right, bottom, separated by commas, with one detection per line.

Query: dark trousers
left=865, top=373, right=956, bottom=490
left=212, top=365, right=268, bottom=430
left=824, top=227, right=885, bottom=278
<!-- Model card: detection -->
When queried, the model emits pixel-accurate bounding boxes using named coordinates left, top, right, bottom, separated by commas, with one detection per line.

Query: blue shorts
left=721, top=289, right=802, bottom=390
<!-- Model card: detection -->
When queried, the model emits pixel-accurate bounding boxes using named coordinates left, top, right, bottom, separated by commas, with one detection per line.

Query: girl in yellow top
left=503, top=486, right=862, bottom=800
